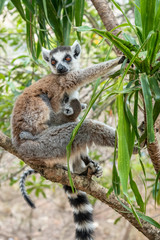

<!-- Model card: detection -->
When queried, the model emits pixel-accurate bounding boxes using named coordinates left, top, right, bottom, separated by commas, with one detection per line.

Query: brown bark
left=91, top=0, right=122, bottom=55
left=147, top=132, right=160, bottom=174
left=0, top=130, right=160, bottom=239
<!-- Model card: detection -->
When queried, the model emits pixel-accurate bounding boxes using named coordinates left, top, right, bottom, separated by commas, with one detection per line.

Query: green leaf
left=147, top=31, right=160, bottom=65
left=117, top=79, right=130, bottom=194
left=76, top=25, right=92, bottom=32
left=75, top=0, right=85, bottom=41
left=106, top=187, right=113, bottom=198
left=137, top=212, right=160, bottom=229
left=123, top=33, right=138, bottom=47
left=32, top=174, right=36, bottom=182
left=125, top=96, right=140, bottom=140
left=110, top=0, right=136, bottom=34
left=140, top=0, right=156, bottom=41
left=112, top=132, right=120, bottom=195
left=0, top=0, right=6, bottom=14
left=11, top=0, right=26, bottom=21
left=114, top=217, right=122, bottom=225
left=135, top=26, right=143, bottom=45
left=119, top=197, right=160, bottom=229
left=129, top=171, right=145, bottom=212
left=153, top=100, right=160, bottom=123
left=35, top=188, right=40, bottom=197
left=92, top=29, right=142, bottom=69
left=154, top=171, right=160, bottom=206
left=39, top=189, right=47, bottom=198
left=22, top=0, right=35, bottom=14
left=140, top=73, right=155, bottom=143
left=25, top=6, right=37, bottom=62
left=149, top=75, right=160, bottom=102
left=62, top=0, right=73, bottom=45
left=154, top=2, right=160, bottom=31
left=42, top=0, right=63, bottom=45
left=134, top=0, right=142, bottom=28
left=25, top=181, right=34, bottom=186
left=151, top=61, right=160, bottom=74
left=27, top=187, right=35, bottom=194
left=126, top=196, right=142, bottom=226
left=110, top=23, right=129, bottom=32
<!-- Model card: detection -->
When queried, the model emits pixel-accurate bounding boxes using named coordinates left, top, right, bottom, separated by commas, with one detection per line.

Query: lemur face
left=42, top=40, right=81, bottom=74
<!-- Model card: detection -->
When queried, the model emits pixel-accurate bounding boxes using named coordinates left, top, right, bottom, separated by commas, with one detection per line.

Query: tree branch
left=0, top=130, right=159, bottom=239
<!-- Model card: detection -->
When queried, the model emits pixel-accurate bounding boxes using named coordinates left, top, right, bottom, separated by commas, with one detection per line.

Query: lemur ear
left=42, top=47, right=50, bottom=63
left=71, top=40, right=81, bottom=59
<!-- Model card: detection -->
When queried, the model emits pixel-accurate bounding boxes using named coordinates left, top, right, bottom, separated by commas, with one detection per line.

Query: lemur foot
left=80, top=161, right=103, bottom=178
left=87, top=161, right=103, bottom=178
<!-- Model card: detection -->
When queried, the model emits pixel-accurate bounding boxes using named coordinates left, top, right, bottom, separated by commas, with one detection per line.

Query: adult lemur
left=12, top=40, right=124, bottom=240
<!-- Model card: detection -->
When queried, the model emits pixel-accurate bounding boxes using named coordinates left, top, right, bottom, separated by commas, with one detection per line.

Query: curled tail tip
left=30, top=203, right=36, bottom=209
left=20, top=168, right=37, bottom=209
left=24, top=195, right=36, bottom=209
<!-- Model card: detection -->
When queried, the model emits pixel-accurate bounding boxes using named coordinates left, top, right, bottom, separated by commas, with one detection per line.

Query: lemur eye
left=65, top=56, right=71, bottom=62
left=51, top=59, right=56, bottom=66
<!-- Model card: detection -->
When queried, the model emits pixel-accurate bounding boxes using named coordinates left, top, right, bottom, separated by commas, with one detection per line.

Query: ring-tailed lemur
left=11, top=40, right=125, bottom=240
left=19, top=97, right=102, bottom=211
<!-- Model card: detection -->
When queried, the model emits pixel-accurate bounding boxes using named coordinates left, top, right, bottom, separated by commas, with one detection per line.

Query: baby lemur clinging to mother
left=12, top=40, right=124, bottom=240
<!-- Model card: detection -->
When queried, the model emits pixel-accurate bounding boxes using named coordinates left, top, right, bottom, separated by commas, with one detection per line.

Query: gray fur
left=17, top=119, right=115, bottom=161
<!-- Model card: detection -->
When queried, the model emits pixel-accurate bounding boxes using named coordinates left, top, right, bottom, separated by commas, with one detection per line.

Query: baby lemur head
left=42, top=40, right=81, bottom=74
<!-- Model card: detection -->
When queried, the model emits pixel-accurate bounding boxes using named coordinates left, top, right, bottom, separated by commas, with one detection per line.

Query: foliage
left=76, top=0, right=160, bottom=227
left=1, top=0, right=160, bottom=230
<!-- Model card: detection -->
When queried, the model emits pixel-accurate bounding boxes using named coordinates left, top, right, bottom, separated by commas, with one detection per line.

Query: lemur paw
left=87, top=161, right=103, bottom=178
left=64, top=107, right=74, bottom=116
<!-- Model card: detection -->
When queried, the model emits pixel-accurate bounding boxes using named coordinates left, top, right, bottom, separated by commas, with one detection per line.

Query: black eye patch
left=51, top=58, right=57, bottom=66
left=63, top=54, right=72, bottom=62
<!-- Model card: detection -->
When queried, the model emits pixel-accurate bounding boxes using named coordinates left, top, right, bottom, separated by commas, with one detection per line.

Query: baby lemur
left=12, top=40, right=124, bottom=240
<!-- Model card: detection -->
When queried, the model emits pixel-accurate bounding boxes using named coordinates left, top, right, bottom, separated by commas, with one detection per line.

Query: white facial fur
left=42, top=40, right=81, bottom=74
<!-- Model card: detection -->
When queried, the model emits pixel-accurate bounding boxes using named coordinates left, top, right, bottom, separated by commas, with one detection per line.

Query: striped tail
left=64, top=185, right=94, bottom=240
left=19, top=169, right=36, bottom=208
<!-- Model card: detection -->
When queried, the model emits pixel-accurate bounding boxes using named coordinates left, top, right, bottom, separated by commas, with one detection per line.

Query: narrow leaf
left=117, top=79, right=130, bottom=193
left=0, top=0, right=5, bottom=14
left=119, top=197, right=160, bottom=229
left=11, top=0, right=26, bottom=21
left=154, top=171, right=160, bottom=206
left=22, top=0, right=35, bottom=14
left=112, top=132, right=120, bottom=195
left=149, top=75, right=160, bottom=102
left=140, top=73, right=155, bottom=143
left=75, top=0, right=85, bottom=41
left=63, top=0, right=73, bottom=45
left=129, top=171, right=145, bottom=212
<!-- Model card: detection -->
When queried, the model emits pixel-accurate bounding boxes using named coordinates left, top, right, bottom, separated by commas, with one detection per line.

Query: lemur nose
left=57, top=64, right=68, bottom=73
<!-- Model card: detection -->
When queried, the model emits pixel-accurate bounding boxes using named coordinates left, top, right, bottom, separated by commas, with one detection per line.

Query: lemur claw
left=87, top=161, right=103, bottom=178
